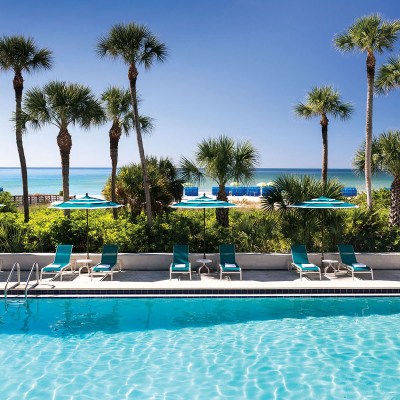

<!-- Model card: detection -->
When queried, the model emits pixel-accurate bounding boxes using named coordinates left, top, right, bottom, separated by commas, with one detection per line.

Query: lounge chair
left=170, top=244, right=191, bottom=280
left=219, top=244, right=242, bottom=280
left=40, top=244, right=73, bottom=282
left=338, top=244, right=374, bottom=280
left=290, top=245, right=321, bottom=280
left=90, top=244, right=121, bottom=281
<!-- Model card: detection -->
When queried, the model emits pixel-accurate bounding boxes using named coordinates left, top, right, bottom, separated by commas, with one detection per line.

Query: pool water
left=1, top=297, right=400, bottom=399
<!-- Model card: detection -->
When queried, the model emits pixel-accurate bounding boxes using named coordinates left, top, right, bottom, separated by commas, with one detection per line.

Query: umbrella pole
left=321, top=209, right=325, bottom=264
left=86, top=209, right=89, bottom=259
left=203, top=208, right=206, bottom=259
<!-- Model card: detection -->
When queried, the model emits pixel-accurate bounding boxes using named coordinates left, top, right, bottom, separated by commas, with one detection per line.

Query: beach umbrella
left=50, top=194, right=123, bottom=258
left=171, top=194, right=237, bottom=258
left=230, top=181, right=240, bottom=186
left=289, top=196, right=358, bottom=260
left=256, top=182, right=268, bottom=187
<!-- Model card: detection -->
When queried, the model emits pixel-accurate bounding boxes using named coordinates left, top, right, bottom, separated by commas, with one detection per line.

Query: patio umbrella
left=289, top=196, right=358, bottom=260
left=50, top=194, right=123, bottom=258
left=171, top=193, right=237, bottom=258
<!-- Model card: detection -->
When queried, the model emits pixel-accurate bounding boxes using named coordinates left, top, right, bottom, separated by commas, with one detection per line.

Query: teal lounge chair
left=338, top=244, right=374, bottom=280
left=219, top=244, right=242, bottom=280
left=40, top=244, right=73, bottom=282
left=170, top=245, right=191, bottom=280
left=291, top=245, right=321, bottom=280
left=90, top=244, right=121, bottom=281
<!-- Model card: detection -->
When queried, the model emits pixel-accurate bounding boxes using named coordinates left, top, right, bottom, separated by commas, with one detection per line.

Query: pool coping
left=7, top=287, right=400, bottom=298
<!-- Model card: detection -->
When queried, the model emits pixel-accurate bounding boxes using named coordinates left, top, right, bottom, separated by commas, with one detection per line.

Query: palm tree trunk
left=365, top=52, right=375, bottom=210
left=320, top=115, right=329, bottom=190
left=216, top=185, right=229, bottom=227
left=128, top=64, right=153, bottom=226
left=57, top=127, right=72, bottom=216
left=109, top=122, right=121, bottom=220
left=13, top=72, right=29, bottom=223
left=389, top=176, right=400, bottom=227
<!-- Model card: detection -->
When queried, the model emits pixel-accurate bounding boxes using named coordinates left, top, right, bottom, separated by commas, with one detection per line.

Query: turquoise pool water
left=1, top=297, right=399, bottom=399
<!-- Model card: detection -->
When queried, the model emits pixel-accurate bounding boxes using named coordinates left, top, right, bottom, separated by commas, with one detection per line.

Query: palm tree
left=334, top=14, right=400, bottom=209
left=104, top=157, right=183, bottom=219
left=353, top=130, right=400, bottom=227
left=375, top=56, right=400, bottom=93
left=180, top=135, right=259, bottom=227
left=101, top=86, right=154, bottom=219
left=294, top=85, right=353, bottom=187
left=261, top=175, right=344, bottom=251
left=17, top=81, right=104, bottom=209
left=96, top=23, right=168, bottom=226
left=0, top=36, right=53, bottom=222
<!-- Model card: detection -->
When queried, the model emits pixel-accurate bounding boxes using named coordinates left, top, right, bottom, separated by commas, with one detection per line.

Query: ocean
left=0, top=167, right=393, bottom=196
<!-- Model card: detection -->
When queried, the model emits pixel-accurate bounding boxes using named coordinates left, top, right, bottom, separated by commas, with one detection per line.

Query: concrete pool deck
left=3, top=269, right=400, bottom=297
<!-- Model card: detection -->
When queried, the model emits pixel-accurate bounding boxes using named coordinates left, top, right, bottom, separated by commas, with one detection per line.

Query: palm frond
left=179, top=156, right=204, bottom=184
left=334, top=14, right=400, bottom=54
left=375, top=56, right=400, bottom=94
left=0, top=35, right=53, bottom=73
left=96, top=23, right=167, bottom=68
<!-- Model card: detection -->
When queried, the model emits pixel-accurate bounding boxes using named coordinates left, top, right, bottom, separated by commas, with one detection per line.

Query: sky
left=0, top=0, right=400, bottom=169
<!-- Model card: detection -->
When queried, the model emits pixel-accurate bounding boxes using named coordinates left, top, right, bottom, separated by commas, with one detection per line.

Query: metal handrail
left=4, top=262, right=20, bottom=301
left=24, top=262, right=39, bottom=299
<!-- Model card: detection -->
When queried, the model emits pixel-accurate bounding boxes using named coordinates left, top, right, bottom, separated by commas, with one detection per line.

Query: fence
left=12, top=194, right=76, bottom=205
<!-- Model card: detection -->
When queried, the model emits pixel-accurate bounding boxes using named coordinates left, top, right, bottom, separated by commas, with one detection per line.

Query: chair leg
left=40, top=270, right=43, bottom=282
left=60, top=272, right=62, bottom=282
left=371, top=270, right=374, bottom=280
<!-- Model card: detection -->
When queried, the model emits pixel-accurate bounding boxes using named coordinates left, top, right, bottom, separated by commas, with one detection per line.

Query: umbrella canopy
left=230, top=181, right=240, bottom=186
left=50, top=194, right=123, bottom=258
left=290, top=196, right=359, bottom=209
left=256, top=182, right=268, bottom=187
left=171, top=194, right=236, bottom=258
left=289, top=196, right=358, bottom=261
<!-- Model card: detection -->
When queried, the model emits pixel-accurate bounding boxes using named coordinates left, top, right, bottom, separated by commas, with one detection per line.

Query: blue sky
left=0, top=0, right=400, bottom=168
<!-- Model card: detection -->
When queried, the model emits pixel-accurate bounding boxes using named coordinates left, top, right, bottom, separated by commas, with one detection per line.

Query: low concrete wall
left=0, top=252, right=399, bottom=271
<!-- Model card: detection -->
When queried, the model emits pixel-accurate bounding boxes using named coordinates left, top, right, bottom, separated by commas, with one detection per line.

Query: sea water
left=0, top=297, right=400, bottom=399
left=0, top=167, right=393, bottom=195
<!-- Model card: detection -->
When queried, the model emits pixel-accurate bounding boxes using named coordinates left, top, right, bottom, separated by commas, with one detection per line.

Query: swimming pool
left=1, top=297, right=399, bottom=399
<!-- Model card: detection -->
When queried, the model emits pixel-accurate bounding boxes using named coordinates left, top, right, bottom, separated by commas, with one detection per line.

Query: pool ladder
left=4, top=262, right=39, bottom=304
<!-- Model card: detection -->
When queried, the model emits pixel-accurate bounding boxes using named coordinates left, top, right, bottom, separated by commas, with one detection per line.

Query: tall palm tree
left=375, top=56, right=400, bottom=93
left=0, top=36, right=53, bottom=222
left=101, top=86, right=154, bottom=219
left=96, top=23, right=168, bottom=226
left=294, top=85, right=353, bottom=187
left=334, top=14, right=400, bottom=209
left=17, top=81, right=104, bottom=209
left=180, top=135, right=259, bottom=227
left=353, top=130, right=400, bottom=227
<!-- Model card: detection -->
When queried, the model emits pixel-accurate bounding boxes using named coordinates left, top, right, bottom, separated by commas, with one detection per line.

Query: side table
left=77, top=259, right=93, bottom=275
left=196, top=259, right=212, bottom=274
left=322, top=259, right=339, bottom=275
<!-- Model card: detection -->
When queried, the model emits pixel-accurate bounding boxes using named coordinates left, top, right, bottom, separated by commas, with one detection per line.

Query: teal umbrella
left=289, top=196, right=358, bottom=259
left=50, top=194, right=123, bottom=258
left=171, top=194, right=237, bottom=258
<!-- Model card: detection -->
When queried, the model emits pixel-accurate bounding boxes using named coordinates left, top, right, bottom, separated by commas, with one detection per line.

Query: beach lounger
left=291, top=245, right=321, bottom=280
left=170, top=244, right=191, bottom=280
left=90, top=244, right=120, bottom=281
left=338, top=244, right=374, bottom=280
left=219, top=244, right=242, bottom=280
left=40, top=244, right=73, bottom=281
